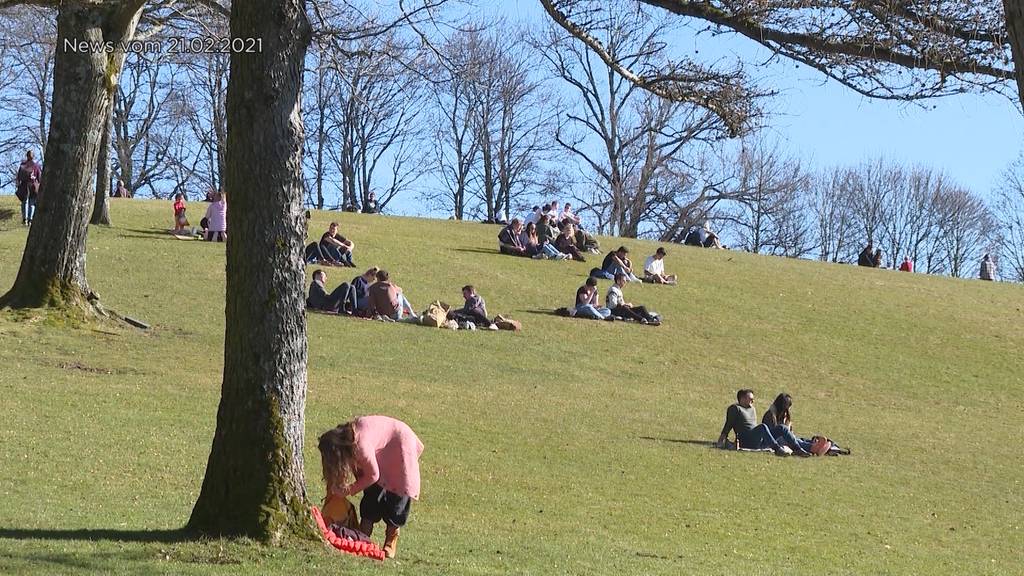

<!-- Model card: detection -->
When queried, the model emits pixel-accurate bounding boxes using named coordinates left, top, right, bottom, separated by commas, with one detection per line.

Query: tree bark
left=1004, top=0, right=1024, bottom=108
left=187, top=0, right=316, bottom=542
left=91, top=98, right=115, bottom=226
left=0, top=1, right=142, bottom=311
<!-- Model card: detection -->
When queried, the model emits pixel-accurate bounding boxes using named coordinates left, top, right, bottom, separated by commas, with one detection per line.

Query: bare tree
left=0, top=6, right=55, bottom=157
left=539, top=5, right=747, bottom=237
left=932, top=187, right=996, bottom=278
left=722, top=139, right=811, bottom=256
left=994, top=156, right=1024, bottom=282
left=809, top=168, right=857, bottom=263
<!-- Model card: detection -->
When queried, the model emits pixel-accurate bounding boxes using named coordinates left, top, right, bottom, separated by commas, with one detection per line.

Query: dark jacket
left=307, top=280, right=330, bottom=310
left=498, top=225, right=523, bottom=248
left=15, top=160, right=41, bottom=201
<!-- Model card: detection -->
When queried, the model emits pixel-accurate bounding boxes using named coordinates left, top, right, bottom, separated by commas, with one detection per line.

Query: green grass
left=1, top=197, right=1022, bottom=575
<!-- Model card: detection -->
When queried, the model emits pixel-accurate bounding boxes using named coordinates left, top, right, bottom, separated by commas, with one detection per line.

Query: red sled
left=311, top=506, right=386, bottom=561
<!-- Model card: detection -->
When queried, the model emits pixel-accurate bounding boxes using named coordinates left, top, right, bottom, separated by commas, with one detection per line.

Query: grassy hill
left=1, top=197, right=1022, bottom=575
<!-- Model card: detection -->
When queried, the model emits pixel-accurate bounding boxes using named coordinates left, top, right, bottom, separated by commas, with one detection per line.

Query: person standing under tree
left=979, top=254, right=996, bottom=281
left=15, top=150, right=41, bottom=226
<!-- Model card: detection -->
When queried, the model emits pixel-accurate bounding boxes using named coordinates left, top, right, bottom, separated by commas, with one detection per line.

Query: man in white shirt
left=643, top=247, right=677, bottom=285
left=559, top=202, right=581, bottom=226
left=524, top=205, right=542, bottom=226
left=545, top=201, right=560, bottom=222
left=606, top=273, right=660, bottom=325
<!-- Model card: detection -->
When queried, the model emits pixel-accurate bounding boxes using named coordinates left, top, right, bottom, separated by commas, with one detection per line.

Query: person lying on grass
left=643, top=247, right=677, bottom=285
left=554, top=222, right=587, bottom=262
left=318, top=416, right=424, bottom=560
left=307, top=269, right=355, bottom=314
left=605, top=273, right=660, bottom=325
left=447, top=285, right=498, bottom=329
left=717, top=389, right=810, bottom=457
left=574, top=277, right=611, bottom=320
left=321, top=221, right=355, bottom=267
left=498, top=219, right=528, bottom=256
left=367, top=269, right=418, bottom=322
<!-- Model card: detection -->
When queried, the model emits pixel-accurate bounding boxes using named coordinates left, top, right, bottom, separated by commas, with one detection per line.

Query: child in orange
left=173, top=194, right=189, bottom=231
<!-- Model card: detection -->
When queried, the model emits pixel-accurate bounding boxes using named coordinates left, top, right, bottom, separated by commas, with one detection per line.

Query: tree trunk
left=1004, top=0, right=1024, bottom=108
left=187, top=0, right=315, bottom=542
left=91, top=99, right=115, bottom=226
left=0, top=2, right=142, bottom=311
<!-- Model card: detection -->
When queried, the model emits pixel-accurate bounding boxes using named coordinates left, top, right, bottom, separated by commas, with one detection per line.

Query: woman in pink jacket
left=318, top=415, right=423, bottom=559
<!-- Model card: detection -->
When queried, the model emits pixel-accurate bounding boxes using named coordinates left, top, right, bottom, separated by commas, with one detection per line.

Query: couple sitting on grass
left=498, top=217, right=599, bottom=261
left=573, top=274, right=661, bottom=325
left=591, top=246, right=678, bottom=285
left=717, top=389, right=847, bottom=457
left=306, top=221, right=356, bottom=267
left=308, top=267, right=418, bottom=322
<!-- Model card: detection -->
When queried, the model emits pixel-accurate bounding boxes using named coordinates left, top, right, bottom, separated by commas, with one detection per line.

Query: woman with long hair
left=762, top=393, right=811, bottom=455
left=318, top=416, right=424, bottom=559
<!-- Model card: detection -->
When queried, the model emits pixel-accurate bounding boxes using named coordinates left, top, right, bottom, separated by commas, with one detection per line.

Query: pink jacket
left=347, top=416, right=424, bottom=500
left=204, top=200, right=227, bottom=232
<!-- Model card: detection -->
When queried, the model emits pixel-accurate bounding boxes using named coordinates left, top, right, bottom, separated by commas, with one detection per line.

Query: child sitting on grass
left=318, top=416, right=424, bottom=560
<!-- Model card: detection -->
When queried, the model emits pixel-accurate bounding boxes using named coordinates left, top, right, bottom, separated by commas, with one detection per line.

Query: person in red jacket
left=899, top=256, right=913, bottom=272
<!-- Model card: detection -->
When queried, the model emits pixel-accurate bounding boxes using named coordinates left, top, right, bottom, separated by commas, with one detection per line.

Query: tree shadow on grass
left=450, top=247, right=500, bottom=256
left=637, top=436, right=717, bottom=447
left=0, top=527, right=188, bottom=543
left=0, top=208, right=15, bottom=223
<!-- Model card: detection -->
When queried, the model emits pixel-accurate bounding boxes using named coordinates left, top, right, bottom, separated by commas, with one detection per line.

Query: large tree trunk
left=187, top=0, right=316, bottom=542
left=0, top=2, right=142, bottom=311
left=91, top=99, right=115, bottom=226
left=1005, top=0, right=1024, bottom=108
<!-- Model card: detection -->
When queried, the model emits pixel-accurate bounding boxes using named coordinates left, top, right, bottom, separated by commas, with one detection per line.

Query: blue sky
left=481, top=0, right=1023, bottom=199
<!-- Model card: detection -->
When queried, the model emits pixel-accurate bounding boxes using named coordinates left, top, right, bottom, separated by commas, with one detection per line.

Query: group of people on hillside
left=860, top=242, right=1000, bottom=280
left=683, top=221, right=724, bottom=249
left=307, top=267, right=417, bottom=321
left=170, top=191, right=228, bottom=241
left=571, top=274, right=661, bottom=325
left=498, top=216, right=599, bottom=261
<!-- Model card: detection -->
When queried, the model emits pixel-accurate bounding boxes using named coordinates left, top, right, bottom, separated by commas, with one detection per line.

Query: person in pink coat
left=318, top=415, right=424, bottom=559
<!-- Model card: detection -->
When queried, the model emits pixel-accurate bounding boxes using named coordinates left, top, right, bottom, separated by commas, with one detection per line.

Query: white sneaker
left=776, top=446, right=793, bottom=456
left=487, top=323, right=499, bottom=331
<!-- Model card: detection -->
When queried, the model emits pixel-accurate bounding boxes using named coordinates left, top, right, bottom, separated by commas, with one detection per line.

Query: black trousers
left=611, top=305, right=655, bottom=322
left=448, top=310, right=490, bottom=326
left=360, top=483, right=411, bottom=527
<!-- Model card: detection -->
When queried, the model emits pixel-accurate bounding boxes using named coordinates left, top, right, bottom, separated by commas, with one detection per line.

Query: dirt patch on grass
left=52, top=360, right=140, bottom=376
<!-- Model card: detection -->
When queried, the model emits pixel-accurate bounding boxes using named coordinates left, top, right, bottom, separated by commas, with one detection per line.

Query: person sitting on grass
left=857, top=242, right=876, bottom=267
left=643, top=247, right=677, bottom=284
left=684, top=221, right=722, bottom=249
left=573, top=226, right=600, bottom=254
left=498, top=219, right=528, bottom=256
left=321, top=221, right=355, bottom=267
left=368, top=269, right=418, bottom=322
left=172, top=193, right=189, bottom=232
left=559, top=202, right=581, bottom=227
left=521, top=222, right=563, bottom=260
left=606, top=273, right=660, bottom=325
left=594, top=246, right=640, bottom=281
left=761, top=393, right=820, bottom=455
left=717, top=389, right=808, bottom=456
left=899, top=256, right=913, bottom=272
left=203, top=191, right=227, bottom=242
left=536, top=214, right=565, bottom=258
left=447, top=285, right=497, bottom=329
left=350, top=267, right=379, bottom=316
left=307, top=269, right=355, bottom=314
left=574, top=277, right=611, bottom=320
left=524, top=205, right=542, bottom=227
left=318, top=415, right=424, bottom=559
left=554, top=222, right=586, bottom=262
